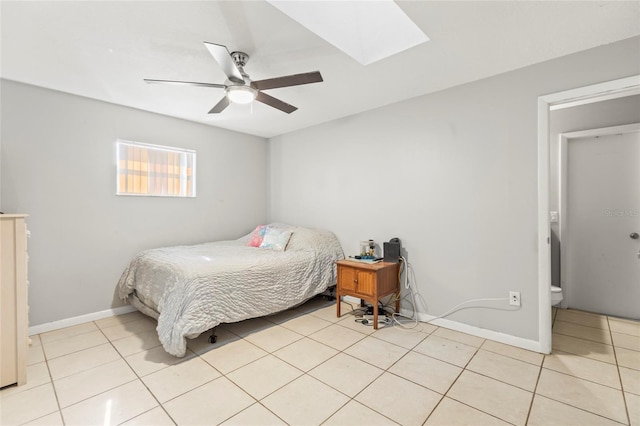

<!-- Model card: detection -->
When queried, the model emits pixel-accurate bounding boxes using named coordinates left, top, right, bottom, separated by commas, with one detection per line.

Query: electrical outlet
left=509, top=291, right=521, bottom=307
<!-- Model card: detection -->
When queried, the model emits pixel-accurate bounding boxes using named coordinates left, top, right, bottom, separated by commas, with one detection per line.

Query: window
left=116, top=140, right=196, bottom=197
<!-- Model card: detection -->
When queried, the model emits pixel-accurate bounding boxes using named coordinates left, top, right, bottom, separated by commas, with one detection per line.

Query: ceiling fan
left=144, top=42, right=323, bottom=114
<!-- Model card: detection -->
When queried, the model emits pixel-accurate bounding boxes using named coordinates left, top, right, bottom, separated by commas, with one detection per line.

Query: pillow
left=247, top=225, right=267, bottom=247
left=259, top=227, right=293, bottom=251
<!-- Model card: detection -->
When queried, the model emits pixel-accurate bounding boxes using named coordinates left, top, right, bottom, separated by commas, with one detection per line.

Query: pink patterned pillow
left=247, top=225, right=266, bottom=247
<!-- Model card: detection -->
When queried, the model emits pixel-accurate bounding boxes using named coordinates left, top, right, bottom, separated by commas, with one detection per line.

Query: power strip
left=363, top=315, right=387, bottom=322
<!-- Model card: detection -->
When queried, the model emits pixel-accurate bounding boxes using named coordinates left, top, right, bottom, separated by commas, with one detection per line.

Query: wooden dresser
left=336, top=259, right=400, bottom=329
left=1, top=214, right=29, bottom=388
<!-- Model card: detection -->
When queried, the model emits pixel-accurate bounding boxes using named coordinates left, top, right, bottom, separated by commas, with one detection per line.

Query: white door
left=565, top=128, right=640, bottom=319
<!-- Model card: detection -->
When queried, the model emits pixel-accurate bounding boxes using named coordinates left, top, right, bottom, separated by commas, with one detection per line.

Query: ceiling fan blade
left=255, top=91, right=297, bottom=114
left=251, top=71, right=323, bottom=91
left=204, top=42, right=244, bottom=84
left=208, top=96, right=231, bottom=114
left=144, top=79, right=225, bottom=89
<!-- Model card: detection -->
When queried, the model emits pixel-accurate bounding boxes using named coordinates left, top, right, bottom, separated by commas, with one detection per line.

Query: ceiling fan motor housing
left=231, top=51, right=249, bottom=69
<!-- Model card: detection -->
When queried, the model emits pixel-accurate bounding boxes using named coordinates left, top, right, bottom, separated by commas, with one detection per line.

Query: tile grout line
left=551, top=328, right=614, bottom=346
left=315, top=335, right=404, bottom=426
left=416, top=326, right=480, bottom=424
left=541, top=360, right=627, bottom=392
left=221, top=309, right=428, bottom=424
left=18, top=328, right=98, bottom=425
left=420, top=354, right=465, bottom=426
left=46, top=326, right=76, bottom=426
left=554, top=319, right=607, bottom=332
left=197, top=313, right=354, bottom=424
left=248, top=323, right=375, bottom=422
left=523, top=353, right=544, bottom=425
left=432, top=395, right=520, bottom=426
left=53, top=321, right=156, bottom=424
left=99, top=318, right=179, bottom=426
left=215, top=309, right=374, bottom=425
left=530, top=394, right=630, bottom=426
left=37, top=324, right=99, bottom=347
left=550, top=332, right=618, bottom=365
left=267, top=341, right=355, bottom=425
left=534, top=376, right=632, bottom=424
left=421, top=397, right=445, bottom=426
left=51, top=321, right=114, bottom=424
left=554, top=317, right=611, bottom=331
left=554, top=315, right=609, bottom=330
left=556, top=310, right=640, bottom=337
left=607, top=314, right=632, bottom=426
left=327, top=319, right=524, bottom=425
left=204, top=373, right=278, bottom=426
left=133, top=352, right=223, bottom=421
left=253, top=401, right=291, bottom=426
left=547, top=311, right=633, bottom=425
left=23, top=334, right=64, bottom=425
left=479, top=345, right=544, bottom=367
left=429, top=340, right=508, bottom=424
left=44, top=329, right=65, bottom=426
left=463, top=362, right=540, bottom=393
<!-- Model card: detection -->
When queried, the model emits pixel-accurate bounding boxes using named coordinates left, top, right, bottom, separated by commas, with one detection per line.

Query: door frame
left=537, top=75, right=640, bottom=354
left=559, top=123, right=640, bottom=310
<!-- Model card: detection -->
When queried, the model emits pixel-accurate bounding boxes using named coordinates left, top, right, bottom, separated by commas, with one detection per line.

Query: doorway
left=537, top=75, right=640, bottom=354
left=560, top=125, right=640, bottom=319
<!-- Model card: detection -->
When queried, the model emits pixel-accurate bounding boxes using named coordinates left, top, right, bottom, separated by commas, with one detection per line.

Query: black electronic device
left=383, top=238, right=401, bottom=263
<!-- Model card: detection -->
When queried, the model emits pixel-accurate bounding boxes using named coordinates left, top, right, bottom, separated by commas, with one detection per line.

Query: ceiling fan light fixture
left=227, top=85, right=257, bottom=104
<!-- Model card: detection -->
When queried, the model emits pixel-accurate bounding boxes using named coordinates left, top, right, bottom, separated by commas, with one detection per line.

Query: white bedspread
left=117, top=224, right=344, bottom=356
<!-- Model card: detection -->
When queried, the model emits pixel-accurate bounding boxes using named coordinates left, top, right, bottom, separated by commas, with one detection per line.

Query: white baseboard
left=405, top=309, right=543, bottom=353
left=340, top=296, right=542, bottom=353
left=29, top=305, right=138, bottom=336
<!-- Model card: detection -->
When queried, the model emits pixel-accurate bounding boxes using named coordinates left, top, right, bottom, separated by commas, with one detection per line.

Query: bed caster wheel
left=208, top=335, right=217, bottom=344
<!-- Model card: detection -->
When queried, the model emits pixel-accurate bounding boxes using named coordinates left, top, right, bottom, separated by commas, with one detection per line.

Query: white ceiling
left=2, top=1, right=639, bottom=138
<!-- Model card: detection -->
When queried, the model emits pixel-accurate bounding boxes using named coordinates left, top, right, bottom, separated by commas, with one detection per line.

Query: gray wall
left=1, top=80, right=268, bottom=325
left=269, top=37, right=640, bottom=342
left=549, top=95, right=640, bottom=286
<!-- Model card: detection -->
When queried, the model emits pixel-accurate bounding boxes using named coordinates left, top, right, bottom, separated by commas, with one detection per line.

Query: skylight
left=266, top=0, right=429, bottom=65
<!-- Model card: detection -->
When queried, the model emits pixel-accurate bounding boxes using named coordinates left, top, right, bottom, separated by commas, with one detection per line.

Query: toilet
left=551, top=285, right=563, bottom=306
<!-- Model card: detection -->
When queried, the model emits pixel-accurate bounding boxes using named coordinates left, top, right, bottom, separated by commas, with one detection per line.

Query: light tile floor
left=2, top=299, right=639, bottom=425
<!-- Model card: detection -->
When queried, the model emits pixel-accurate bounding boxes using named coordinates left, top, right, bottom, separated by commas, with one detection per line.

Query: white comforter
left=117, top=224, right=344, bottom=357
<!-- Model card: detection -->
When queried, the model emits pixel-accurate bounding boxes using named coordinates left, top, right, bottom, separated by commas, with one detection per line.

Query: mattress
left=117, top=224, right=344, bottom=356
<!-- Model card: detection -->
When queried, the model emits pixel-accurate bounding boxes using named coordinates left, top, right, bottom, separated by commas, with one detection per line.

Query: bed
left=117, top=224, right=344, bottom=357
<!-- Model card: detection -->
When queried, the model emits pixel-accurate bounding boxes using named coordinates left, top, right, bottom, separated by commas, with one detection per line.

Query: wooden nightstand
left=336, top=259, right=400, bottom=329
